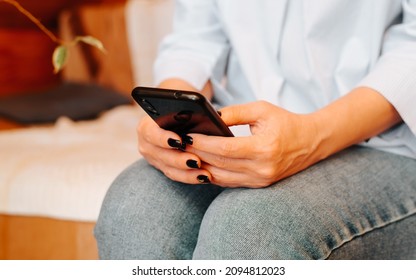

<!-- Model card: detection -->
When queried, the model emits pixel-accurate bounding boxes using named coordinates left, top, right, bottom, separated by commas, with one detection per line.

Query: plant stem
left=1, top=0, right=65, bottom=45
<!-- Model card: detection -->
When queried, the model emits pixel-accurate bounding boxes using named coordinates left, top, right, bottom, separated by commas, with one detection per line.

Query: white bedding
left=0, top=105, right=144, bottom=222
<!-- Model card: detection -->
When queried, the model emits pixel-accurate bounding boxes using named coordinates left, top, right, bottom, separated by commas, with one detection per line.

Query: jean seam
left=324, top=211, right=416, bottom=260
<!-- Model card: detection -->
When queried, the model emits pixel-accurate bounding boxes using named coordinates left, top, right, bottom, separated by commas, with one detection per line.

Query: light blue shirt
left=154, top=0, right=416, bottom=158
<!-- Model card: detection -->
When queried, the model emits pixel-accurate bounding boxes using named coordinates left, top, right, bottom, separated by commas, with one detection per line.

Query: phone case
left=131, top=86, right=233, bottom=137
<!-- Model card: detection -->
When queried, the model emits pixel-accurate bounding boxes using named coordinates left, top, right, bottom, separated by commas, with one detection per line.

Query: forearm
left=311, top=87, right=402, bottom=160
left=158, top=79, right=214, bottom=100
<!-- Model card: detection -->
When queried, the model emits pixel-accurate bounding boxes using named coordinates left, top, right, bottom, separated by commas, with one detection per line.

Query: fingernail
left=197, top=175, right=210, bottom=184
left=168, top=138, right=182, bottom=148
left=183, top=135, right=193, bottom=145
left=186, top=159, right=199, bottom=169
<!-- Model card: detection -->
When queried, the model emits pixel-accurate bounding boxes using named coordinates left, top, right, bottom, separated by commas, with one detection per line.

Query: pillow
left=0, top=82, right=131, bottom=124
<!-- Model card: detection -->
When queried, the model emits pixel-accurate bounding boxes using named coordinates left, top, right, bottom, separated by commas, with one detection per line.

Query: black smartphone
left=131, top=86, right=234, bottom=137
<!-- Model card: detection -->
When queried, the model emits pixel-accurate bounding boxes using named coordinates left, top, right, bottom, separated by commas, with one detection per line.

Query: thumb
left=219, top=101, right=271, bottom=126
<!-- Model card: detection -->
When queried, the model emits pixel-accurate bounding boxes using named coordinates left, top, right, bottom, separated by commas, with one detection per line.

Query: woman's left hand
left=185, top=101, right=323, bottom=188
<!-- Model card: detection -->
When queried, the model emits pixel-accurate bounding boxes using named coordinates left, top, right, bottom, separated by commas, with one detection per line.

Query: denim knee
left=95, top=159, right=223, bottom=259
left=192, top=186, right=331, bottom=259
left=192, top=148, right=416, bottom=259
left=94, top=160, right=150, bottom=259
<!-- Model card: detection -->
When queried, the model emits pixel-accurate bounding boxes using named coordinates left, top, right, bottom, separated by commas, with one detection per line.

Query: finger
left=155, top=147, right=203, bottom=170
left=219, top=101, right=272, bottom=126
left=149, top=157, right=212, bottom=185
left=186, top=134, right=263, bottom=159
left=189, top=148, right=253, bottom=173
left=138, top=137, right=202, bottom=170
left=202, top=163, right=270, bottom=188
left=138, top=116, right=183, bottom=149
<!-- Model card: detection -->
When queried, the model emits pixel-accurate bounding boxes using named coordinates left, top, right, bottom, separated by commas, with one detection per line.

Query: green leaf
left=52, top=45, right=68, bottom=74
left=75, top=35, right=106, bottom=53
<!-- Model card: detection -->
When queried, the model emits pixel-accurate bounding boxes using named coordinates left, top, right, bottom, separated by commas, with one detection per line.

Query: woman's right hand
left=137, top=115, right=212, bottom=184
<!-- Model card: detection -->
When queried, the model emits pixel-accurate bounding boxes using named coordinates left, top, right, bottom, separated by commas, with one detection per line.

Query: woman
left=95, top=0, right=416, bottom=259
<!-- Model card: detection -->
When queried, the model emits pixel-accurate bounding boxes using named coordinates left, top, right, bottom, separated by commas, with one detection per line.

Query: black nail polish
left=168, top=138, right=182, bottom=148
left=180, top=141, right=187, bottom=151
left=197, top=175, right=210, bottom=184
left=183, top=135, right=193, bottom=145
left=186, top=159, right=199, bottom=169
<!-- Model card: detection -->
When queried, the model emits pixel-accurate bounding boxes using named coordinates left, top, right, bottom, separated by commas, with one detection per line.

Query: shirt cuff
left=358, top=55, right=416, bottom=136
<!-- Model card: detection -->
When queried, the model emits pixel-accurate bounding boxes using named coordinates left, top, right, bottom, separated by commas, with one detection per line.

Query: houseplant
left=0, top=0, right=131, bottom=124
left=1, top=0, right=105, bottom=73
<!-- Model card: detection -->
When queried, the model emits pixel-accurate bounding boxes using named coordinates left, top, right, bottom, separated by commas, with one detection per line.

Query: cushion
left=0, top=82, right=131, bottom=124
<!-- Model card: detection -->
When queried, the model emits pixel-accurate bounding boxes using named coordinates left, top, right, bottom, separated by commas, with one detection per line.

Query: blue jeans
left=94, top=146, right=416, bottom=259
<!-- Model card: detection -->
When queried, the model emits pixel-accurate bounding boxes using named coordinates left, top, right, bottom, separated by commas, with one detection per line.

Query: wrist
left=308, top=87, right=402, bottom=160
left=307, top=110, right=337, bottom=162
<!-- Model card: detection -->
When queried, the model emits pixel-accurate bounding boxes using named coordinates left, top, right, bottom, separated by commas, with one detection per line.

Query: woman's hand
left=137, top=116, right=212, bottom=184
left=186, top=101, right=323, bottom=188
left=185, top=87, right=402, bottom=188
left=137, top=79, right=215, bottom=184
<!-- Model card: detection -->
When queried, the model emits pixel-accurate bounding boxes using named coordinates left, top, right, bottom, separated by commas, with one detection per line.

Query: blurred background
left=0, top=0, right=173, bottom=259
left=1, top=0, right=126, bottom=96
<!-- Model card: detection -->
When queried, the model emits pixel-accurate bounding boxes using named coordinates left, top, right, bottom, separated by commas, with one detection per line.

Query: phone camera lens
left=174, top=91, right=182, bottom=99
left=140, top=98, right=159, bottom=116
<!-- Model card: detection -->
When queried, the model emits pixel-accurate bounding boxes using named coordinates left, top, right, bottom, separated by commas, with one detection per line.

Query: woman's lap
left=194, top=146, right=416, bottom=259
left=94, top=159, right=223, bottom=259
left=95, top=146, right=416, bottom=259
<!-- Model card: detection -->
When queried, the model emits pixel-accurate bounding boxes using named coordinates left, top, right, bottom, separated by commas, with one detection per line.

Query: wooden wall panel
left=59, top=2, right=134, bottom=96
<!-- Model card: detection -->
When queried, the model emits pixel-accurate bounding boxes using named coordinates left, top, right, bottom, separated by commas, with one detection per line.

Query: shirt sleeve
left=359, top=0, right=416, bottom=136
left=153, top=0, right=230, bottom=91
